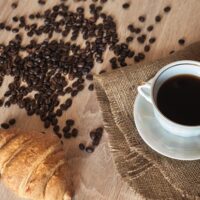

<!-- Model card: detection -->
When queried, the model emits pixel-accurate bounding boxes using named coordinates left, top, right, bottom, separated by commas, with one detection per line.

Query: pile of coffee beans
left=0, top=1, right=174, bottom=152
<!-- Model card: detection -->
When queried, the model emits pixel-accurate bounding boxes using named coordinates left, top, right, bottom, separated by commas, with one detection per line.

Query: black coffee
left=157, top=75, right=200, bottom=126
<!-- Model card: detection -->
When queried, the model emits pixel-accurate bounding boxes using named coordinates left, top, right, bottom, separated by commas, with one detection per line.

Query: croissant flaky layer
left=0, top=128, right=73, bottom=200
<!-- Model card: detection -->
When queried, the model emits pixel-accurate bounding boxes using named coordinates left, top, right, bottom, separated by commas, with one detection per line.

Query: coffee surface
left=157, top=75, right=200, bottom=126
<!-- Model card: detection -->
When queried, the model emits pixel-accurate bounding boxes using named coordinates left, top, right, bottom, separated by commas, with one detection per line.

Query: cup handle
left=137, top=81, right=153, bottom=103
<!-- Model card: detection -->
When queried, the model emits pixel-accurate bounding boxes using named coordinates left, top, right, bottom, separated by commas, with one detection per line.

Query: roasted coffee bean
left=77, top=84, right=84, bottom=91
left=99, top=70, right=106, bottom=74
left=96, top=127, right=103, bottom=135
left=56, top=109, right=62, bottom=117
left=12, top=16, right=18, bottom=22
left=178, top=38, right=185, bottom=45
left=164, top=6, right=171, bottom=13
left=155, top=15, right=162, bottom=22
left=85, top=146, right=94, bottom=153
left=51, top=117, right=58, bottom=126
left=53, top=125, right=60, bottom=133
left=144, top=45, right=150, bottom=52
left=64, top=131, right=71, bottom=139
left=127, top=24, right=135, bottom=33
left=1, top=123, right=10, bottom=129
left=71, top=128, right=78, bottom=137
left=56, top=132, right=62, bottom=138
left=122, top=3, right=130, bottom=9
left=92, top=137, right=100, bottom=146
left=66, top=119, right=74, bottom=126
left=8, top=118, right=16, bottom=125
left=11, top=2, right=18, bottom=9
left=134, top=55, right=140, bottom=63
left=29, top=14, right=35, bottom=19
left=135, top=28, right=141, bottom=34
left=44, top=120, right=51, bottom=129
left=149, top=37, right=156, bottom=44
left=38, top=0, right=46, bottom=5
left=126, top=36, right=133, bottom=43
left=79, top=143, right=85, bottom=151
left=169, top=50, right=175, bottom=54
left=138, top=16, right=145, bottom=22
left=71, top=90, right=78, bottom=97
left=147, top=25, right=154, bottom=32
left=63, top=125, right=70, bottom=133
left=86, top=74, right=93, bottom=81
left=138, top=52, right=145, bottom=60
left=88, top=84, right=94, bottom=91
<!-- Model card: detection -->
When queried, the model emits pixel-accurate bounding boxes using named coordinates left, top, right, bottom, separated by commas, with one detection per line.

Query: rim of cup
left=150, top=60, right=200, bottom=129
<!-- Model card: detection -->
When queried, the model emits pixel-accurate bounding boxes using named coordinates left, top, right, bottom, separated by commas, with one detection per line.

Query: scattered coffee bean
left=138, top=16, right=145, bottom=22
left=66, top=119, right=75, bottom=126
left=147, top=25, right=154, bottom=32
left=1, top=123, right=10, bottom=129
left=11, top=2, right=18, bottom=9
left=138, top=52, right=145, bottom=60
left=12, top=16, right=18, bottom=22
left=164, top=6, right=171, bottom=13
left=88, top=84, right=94, bottom=91
left=64, top=131, right=71, bottom=139
left=169, top=50, right=175, bottom=54
left=44, top=120, right=51, bottom=129
left=71, top=128, right=78, bottom=137
left=122, top=3, right=130, bottom=9
left=127, top=24, right=135, bottom=33
left=149, top=37, right=156, bottom=44
left=53, top=125, right=60, bottom=133
left=8, top=118, right=16, bottom=125
left=90, top=131, right=96, bottom=140
left=144, top=45, right=150, bottom=52
left=86, top=74, right=93, bottom=81
left=38, top=0, right=46, bottom=5
left=79, top=143, right=85, bottom=151
left=85, top=146, right=94, bottom=153
left=135, top=28, right=141, bottom=34
left=155, top=15, right=162, bottom=22
left=178, top=38, right=185, bottom=45
left=126, top=36, right=134, bottom=43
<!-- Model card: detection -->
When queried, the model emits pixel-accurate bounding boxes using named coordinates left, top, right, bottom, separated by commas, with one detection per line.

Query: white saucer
left=134, top=93, right=200, bottom=160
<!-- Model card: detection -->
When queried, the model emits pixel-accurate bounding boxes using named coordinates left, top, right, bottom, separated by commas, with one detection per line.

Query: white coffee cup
left=138, top=60, right=200, bottom=137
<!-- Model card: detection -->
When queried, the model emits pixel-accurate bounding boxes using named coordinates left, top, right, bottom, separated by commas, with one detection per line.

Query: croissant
left=0, top=128, right=73, bottom=200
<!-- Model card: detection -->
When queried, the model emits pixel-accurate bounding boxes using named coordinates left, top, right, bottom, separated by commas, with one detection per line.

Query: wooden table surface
left=0, top=0, right=200, bottom=200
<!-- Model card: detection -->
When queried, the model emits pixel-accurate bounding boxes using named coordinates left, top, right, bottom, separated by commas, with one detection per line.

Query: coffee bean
left=178, top=38, right=185, bottom=45
left=138, top=52, right=145, bottom=60
left=149, top=37, right=156, bottom=44
left=66, top=119, right=74, bottom=126
left=44, top=120, right=51, bottom=129
left=164, top=6, right=171, bottom=13
left=126, top=36, right=133, bottom=43
left=12, top=16, right=18, bottom=22
left=135, top=28, right=141, bottom=34
left=90, top=131, right=96, bottom=140
left=71, top=128, right=78, bottom=137
left=79, top=143, right=85, bottom=151
left=8, top=118, right=16, bottom=125
left=147, top=25, right=154, bottom=32
left=96, top=127, right=103, bottom=134
left=63, top=125, right=70, bottom=133
left=134, top=55, right=140, bottom=63
left=53, top=125, right=60, bottom=133
left=85, top=146, right=94, bottom=153
left=99, top=70, right=106, bottom=74
left=86, top=74, right=93, bottom=81
left=29, top=14, right=35, bottom=20
left=64, top=131, right=71, bottom=139
left=127, top=24, right=135, bottom=33
left=155, top=15, right=162, bottom=22
left=144, top=45, right=150, bottom=52
left=71, top=90, right=78, bottom=97
left=65, top=87, right=72, bottom=94
left=56, top=109, right=62, bottom=117
left=11, top=2, right=18, bottom=9
left=138, top=16, right=145, bottom=22
left=88, top=84, right=94, bottom=91
left=1, top=123, right=10, bottom=129
left=38, top=0, right=46, bottom=5
left=122, top=3, right=130, bottom=9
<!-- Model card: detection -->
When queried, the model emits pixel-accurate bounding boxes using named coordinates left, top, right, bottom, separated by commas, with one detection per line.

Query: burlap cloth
left=94, top=42, right=200, bottom=200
